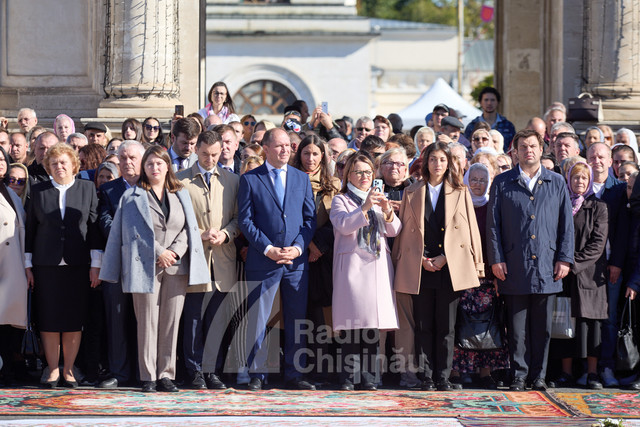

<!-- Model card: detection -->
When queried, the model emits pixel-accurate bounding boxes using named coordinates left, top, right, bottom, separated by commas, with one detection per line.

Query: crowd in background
left=2, top=81, right=640, bottom=394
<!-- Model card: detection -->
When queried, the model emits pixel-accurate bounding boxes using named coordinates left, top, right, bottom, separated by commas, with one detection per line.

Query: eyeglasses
left=351, top=170, right=373, bottom=177
left=144, top=124, right=160, bottom=132
left=472, top=137, right=491, bottom=142
left=356, top=127, right=373, bottom=132
left=244, top=121, right=256, bottom=126
left=383, top=161, right=406, bottom=168
left=469, top=178, right=488, bottom=185
left=8, top=177, right=26, bottom=186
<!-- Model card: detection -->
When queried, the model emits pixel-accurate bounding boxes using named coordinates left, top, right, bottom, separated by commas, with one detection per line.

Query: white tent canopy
left=398, top=78, right=482, bottom=129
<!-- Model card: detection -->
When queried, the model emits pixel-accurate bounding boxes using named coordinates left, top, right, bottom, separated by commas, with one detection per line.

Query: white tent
left=398, top=78, right=482, bottom=129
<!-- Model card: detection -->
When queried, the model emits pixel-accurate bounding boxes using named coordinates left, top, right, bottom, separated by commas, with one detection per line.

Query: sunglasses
left=8, top=177, right=26, bottom=186
left=356, top=127, right=373, bottom=132
left=144, top=124, right=160, bottom=132
left=244, top=121, right=256, bottom=126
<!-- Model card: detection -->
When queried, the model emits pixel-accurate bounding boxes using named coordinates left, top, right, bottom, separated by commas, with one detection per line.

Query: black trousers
left=339, top=329, right=379, bottom=385
left=412, top=284, right=459, bottom=382
left=503, top=293, right=555, bottom=381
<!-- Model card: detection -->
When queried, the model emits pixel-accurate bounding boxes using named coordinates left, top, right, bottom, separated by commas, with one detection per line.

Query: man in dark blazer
left=27, top=132, right=58, bottom=184
left=238, top=128, right=316, bottom=390
left=95, top=141, right=145, bottom=389
left=587, top=142, right=630, bottom=387
left=487, top=129, right=574, bottom=391
left=168, top=118, right=199, bottom=173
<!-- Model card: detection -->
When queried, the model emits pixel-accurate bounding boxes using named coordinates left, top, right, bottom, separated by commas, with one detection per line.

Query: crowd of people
left=2, top=82, right=640, bottom=394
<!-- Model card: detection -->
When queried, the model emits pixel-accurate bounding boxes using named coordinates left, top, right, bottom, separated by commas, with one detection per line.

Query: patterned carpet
left=0, top=389, right=574, bottom=418
left=552, top=391, right=640, bottom=418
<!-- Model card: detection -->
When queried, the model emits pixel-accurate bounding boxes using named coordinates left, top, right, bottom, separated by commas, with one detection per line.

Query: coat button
left=454, top=226, right=459, bottom=229
left=538, top=180, right=543, bottom=185
left=3, top=222, right=7, bottom=226
left=438, top=244, right=442, bottom=248
left=460, top=244, right=464, bottom=248
left=5, top=241, right=9, bottom=245
left=135, top=256, right=140, bottom=261
left=441, top=227, right=445, bottom=231
left=531, top=235, right=536, bottom=239
left=530, top=215, right=535, bottom=219
left=532, top=255, right=537, bottom=260
left=530, top=196, right=534, bottom=200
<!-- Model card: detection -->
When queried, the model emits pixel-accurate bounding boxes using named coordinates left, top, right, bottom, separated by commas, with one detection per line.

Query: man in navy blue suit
left=238, top=128, right=316, bottom=390
left=96, top=140, right=145, bottom=389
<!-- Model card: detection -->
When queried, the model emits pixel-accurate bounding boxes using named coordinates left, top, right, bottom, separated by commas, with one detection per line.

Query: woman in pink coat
left=330, top=152, right=402, bottom=391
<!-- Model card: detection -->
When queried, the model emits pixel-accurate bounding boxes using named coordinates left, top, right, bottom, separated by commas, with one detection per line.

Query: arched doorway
left=233, top=80, right=297, bottom=116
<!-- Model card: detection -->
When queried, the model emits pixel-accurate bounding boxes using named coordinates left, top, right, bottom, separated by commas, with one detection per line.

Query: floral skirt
left=452, top=282, right=510, bottom=373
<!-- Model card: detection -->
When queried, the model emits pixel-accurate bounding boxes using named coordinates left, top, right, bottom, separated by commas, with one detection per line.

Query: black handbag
left=616, top=297, right=640, bottom=371
left=455, top=298, right=505, bottom=351
left=21, top=290, right=41, bottom=358
left=567, top=92, right=603, bottom=122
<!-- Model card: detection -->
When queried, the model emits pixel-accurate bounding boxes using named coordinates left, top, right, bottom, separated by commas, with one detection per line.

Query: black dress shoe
left=62, top=378, right=78, bottom=389
left=204, top=373, right=226, bottom=390
left=97, top=377, right=119, bottom=389
left=437, top=380, right=461, bottom=391
left=360, top=382, right=377, bottom=391
left=587, top=373, right=603, bottom=390
left=248, top=377, right=263, bottom=391
left=479, top=375, right=498, bottom=390
left=186, top=372, right=207, bottom=390
left=509, top=377, right=526, bottom=391
left=42, top=376, right=60, bottom=389
left=341, top=381, right=354, bottom=391
left=141, top=381, right=157, bottom=392
left=548, top=372, right=574, bottom=389
left=286, top=378, right=316, bottom=390
left=532, top=378, right=547, bottom=391
left=421, top=378, right=436, bottom=391
left=157, top=378, right=179, bottom=392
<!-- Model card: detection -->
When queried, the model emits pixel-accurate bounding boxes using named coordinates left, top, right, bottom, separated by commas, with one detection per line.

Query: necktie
left=272, top=168, right=284, bottom=206
left=204, top=171, right=211, bottom=187
left=176, top=157, right=187, bottom=171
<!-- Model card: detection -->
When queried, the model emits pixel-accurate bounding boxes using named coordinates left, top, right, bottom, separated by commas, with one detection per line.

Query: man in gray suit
left=169, top=118, right=199, bottom=172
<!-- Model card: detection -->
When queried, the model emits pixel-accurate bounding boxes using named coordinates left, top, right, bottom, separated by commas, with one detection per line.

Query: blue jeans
left=600, top=275, right=623, bottom=370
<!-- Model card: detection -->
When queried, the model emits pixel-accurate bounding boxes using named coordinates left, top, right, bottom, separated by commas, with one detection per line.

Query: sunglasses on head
left=8, top=177, right=26, bottom=185
left=144, top=124, right=160, bottom=131
left=244, top=121, right=257, bottom=126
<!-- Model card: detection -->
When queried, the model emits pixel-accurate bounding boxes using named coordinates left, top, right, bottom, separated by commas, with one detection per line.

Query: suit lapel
left=132, top=187, right=154, bottom=230
left=408, top=182, right=425, bottom=233
left=256, top=165, right=282, bottom=210
left=444, top=182, right=460, bottom=228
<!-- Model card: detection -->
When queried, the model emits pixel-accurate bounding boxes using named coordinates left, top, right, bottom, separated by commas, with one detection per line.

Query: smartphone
left=321, top=102, right=328, bottom=114
left=175, top=104, right=184, bottom=116
left=372, top=179, right=384, bottom=193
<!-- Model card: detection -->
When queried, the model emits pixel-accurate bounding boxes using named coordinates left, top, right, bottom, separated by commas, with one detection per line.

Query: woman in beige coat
left=392, top=142, right=484, bottom=391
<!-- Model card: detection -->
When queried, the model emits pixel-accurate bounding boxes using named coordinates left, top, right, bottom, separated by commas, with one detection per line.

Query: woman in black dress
left=25, top=143, right=102, bottom=388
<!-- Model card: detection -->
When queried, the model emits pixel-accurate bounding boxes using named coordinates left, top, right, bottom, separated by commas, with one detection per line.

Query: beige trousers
left=132, top=271, right=188, bottom=382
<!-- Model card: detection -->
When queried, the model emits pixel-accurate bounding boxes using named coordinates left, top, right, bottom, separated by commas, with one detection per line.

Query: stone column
left=583, top=0, right=640, bottom=121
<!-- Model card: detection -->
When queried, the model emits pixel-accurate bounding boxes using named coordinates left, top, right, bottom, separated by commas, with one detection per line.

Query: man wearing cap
left=84, top=122, right=108, bottom=147
left=426, top=104, right=449, bottom=133
left=438, top=116, right=471, bottom=149
left=464, top=87, right=516, bottom=152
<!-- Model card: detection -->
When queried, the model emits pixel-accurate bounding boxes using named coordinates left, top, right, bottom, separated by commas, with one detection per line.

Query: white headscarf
left=464, top=163, right=491, bottom=207
left=616, top=128, right=639, bottom=158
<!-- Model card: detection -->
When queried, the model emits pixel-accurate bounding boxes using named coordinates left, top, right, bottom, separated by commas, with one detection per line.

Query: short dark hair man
left=487, top=129, right=574, bottom=391
left=169, top=117, right=200, bottom=172
left=464, top=87, right=516, bottom=153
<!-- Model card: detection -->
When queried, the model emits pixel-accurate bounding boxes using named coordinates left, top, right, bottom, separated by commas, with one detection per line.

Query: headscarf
left=617, top=128, right=639, bottom=158
left=464, top=163, right=491, bottom=207
left=53, top=114, right=75, bottom=140
left=95, top=161, right=120, bottom=184
left=585, top=126, right=605, bottom=143
left=567, top=161, right=594, bottom=216
left=346, top=182, right=383, bottom=258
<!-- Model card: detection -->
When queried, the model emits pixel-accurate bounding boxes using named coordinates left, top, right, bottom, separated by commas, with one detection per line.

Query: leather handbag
left=567, top=92, right=603, bottom=122
left=616, top=297, right=640, bottom=371
left=551, top=296, right=576, bottom=339
left=21, top=291, right=41, bottom=358
left=455, top=299, right=504, bottom=351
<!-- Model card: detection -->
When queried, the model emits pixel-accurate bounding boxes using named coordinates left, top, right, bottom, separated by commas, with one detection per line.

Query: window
left=233, top=80, right=296, bottom=115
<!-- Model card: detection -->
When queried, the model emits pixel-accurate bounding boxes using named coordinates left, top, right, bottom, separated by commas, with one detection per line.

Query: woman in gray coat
left=551, top=162, right=608, bottom=390
left=100, top=146, right=210, bottom=393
